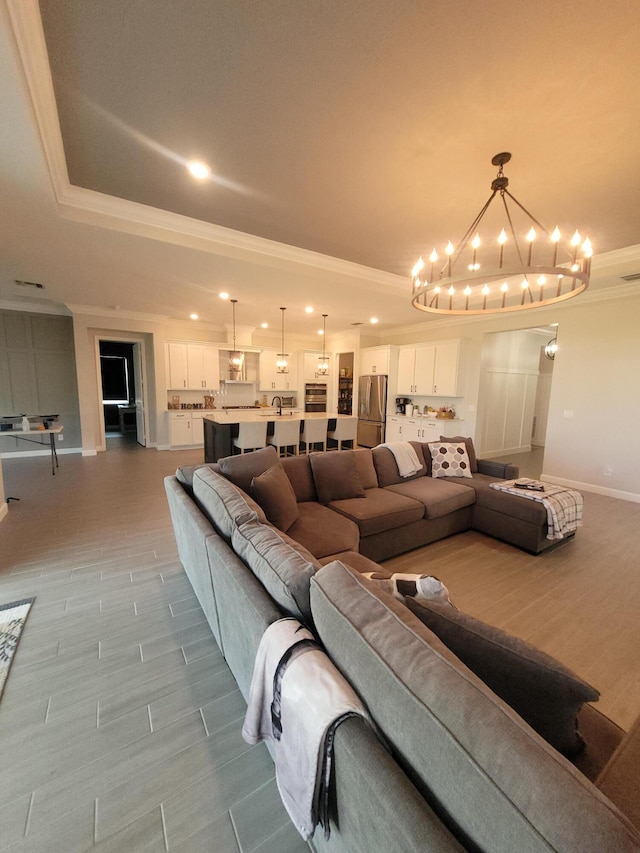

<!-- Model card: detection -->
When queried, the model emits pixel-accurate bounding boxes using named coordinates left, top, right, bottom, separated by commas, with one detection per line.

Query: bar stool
left=299, top=417, right=328, bottom=454
left=327, top=415, right=358, bottom=451
left=267, top=418, right=300, bottom=457
left=232, top=421, right=267, bottom=454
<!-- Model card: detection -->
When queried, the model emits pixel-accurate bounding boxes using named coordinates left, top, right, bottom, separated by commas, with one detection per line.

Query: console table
left=0, top=425, right=64, bottom=475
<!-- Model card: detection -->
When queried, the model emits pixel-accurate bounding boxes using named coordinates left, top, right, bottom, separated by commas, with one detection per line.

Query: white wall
left=543, top=296, right=640, bottom=499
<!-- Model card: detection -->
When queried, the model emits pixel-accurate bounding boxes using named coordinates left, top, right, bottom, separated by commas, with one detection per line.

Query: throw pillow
left=428, top=442, right=473, bottom=479
left=363, top=572, right=453, bottom=606
left=250, top=464, right=300, bottom=533
left=309, top=450, right=365, bottom=505
left=440, top=435, right=478, bottom=473
left=404, top=598, right=599, bottom=756
left=218, top=445, right=279, bottom=493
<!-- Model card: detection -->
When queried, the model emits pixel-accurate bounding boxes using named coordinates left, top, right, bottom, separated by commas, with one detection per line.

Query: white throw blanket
left=242, top=618, right=369, bottom=840
left=377, top=441, right=422, bottom=477
left=490, top=480, right=584, bottom=540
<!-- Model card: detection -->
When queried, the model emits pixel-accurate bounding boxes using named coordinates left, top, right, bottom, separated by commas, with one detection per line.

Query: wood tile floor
left=0, top=439, right=310, bottom=852
left=2, top=439, right=639, bottom=851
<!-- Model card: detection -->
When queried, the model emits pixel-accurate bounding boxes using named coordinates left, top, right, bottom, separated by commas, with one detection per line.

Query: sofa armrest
left=596, top=713, right=640, bottom=830
left=476, top=459, right=519, bottom=479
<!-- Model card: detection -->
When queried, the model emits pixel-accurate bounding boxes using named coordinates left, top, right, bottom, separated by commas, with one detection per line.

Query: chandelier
left=317, top=314, right=329, bottom=376
left=228, top=299, right=244, bottom=377
left=276, top=307, right=289, bottom=373
left=411, top=153, right=593, bottom=316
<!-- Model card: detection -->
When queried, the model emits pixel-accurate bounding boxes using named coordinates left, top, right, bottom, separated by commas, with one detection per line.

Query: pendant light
left=317, top=314, right=329, bottom=375
left=276, top=307, right=288, bottom=373
left=228, top=299, right=244, bottom=377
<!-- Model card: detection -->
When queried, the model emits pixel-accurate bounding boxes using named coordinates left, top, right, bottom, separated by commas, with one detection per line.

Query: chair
left=232, top=421, right=267, bottom=454
left=268, top=418, right=300, bottom=457
left=299, top=417, right=328, bottom=454
left=327, top=415, right=358, bottom=451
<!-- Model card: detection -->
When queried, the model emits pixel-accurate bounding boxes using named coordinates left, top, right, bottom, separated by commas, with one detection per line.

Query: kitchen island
left=202, top=411, right=351, bottom=462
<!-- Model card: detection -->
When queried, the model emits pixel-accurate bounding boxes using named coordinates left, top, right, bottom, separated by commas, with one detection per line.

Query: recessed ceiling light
left=219, top=292, right=229, bottom=300
left=318, top=329, right=324, bottom=335
left=370, top=317, right=379, bottom=324
left=305, top=306, right=313, bottom=314
left=187, top=161, right=211, bottom=180
left=261, top=322, right=268, bottom=329
left=190, top=313, right=199, bottom=320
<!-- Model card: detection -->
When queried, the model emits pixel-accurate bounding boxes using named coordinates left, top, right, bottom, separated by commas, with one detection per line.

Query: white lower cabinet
left=168, top=411, right=205, bottom=447
left=386, top=416, right=447, bottom=444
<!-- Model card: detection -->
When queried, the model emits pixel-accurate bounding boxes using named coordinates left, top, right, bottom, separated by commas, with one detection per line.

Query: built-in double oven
left=304, top=383, right=327, bottom=413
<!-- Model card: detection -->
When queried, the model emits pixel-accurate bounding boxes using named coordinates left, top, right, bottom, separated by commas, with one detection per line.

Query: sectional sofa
left=164, top=445, right=640, bottom=852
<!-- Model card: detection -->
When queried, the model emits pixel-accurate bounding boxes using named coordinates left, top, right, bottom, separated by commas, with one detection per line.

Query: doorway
left=476, top=325, right=557, bottom=475
left=97, top=337, right=148, bottom=449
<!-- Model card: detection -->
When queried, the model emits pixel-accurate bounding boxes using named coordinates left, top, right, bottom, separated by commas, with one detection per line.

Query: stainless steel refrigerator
left=357, top=374, right=387, bottom=447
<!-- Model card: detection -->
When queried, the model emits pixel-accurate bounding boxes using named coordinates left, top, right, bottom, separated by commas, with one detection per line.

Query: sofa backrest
left=372, top=441, right=429, bottom=486
left=192, top=466, right=266, bottom=540
left=281, top=454, right=317, bottom=502
left=310, top=562, right=640, bottom=853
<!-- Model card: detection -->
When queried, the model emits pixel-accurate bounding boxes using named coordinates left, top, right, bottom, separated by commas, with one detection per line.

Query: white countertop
left=203, top=411, right=348, bottom=424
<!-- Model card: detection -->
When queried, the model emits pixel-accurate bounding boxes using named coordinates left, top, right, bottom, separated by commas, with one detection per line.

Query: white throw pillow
left=429, top=442, right=473, bottom=478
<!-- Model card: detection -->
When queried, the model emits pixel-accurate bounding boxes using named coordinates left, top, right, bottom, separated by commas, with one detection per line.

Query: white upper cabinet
left=396, top=341, right=460, bottom=396
left=167, top=343, right=220, bottom=390
left=260, top=350, right=298, bottom=391
left=360, top=347, right=390, bottom=375
left=303, top=352, right=330, bottom=382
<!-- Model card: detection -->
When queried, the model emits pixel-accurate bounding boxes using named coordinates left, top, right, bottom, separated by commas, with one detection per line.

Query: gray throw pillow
left=250, top=464, right=300, bottom=532
left=404, top=598, right=599, bottom=756
left=309, top=450, right=365, bottom=505
left=218, top=446, right=279, bottom=493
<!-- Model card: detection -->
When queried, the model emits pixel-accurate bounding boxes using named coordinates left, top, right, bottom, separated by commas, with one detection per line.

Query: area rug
left=0, top=598, right=35, bottom=700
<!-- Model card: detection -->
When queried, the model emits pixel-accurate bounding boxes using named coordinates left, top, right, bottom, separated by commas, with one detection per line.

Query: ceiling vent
left=14, top=279, right=44, bottom=289
left=620, top=273, right=640, bottom=282
left=350, top=322, right=363, bottom=326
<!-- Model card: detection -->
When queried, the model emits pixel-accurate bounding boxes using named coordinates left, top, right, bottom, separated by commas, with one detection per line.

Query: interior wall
left=0, top=309, right=81, bottom=452
left=532, top=344, right=555, bottom=446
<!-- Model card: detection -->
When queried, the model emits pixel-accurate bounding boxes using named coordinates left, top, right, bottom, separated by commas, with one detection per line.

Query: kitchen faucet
left=271, top=395, right=282, bottom=416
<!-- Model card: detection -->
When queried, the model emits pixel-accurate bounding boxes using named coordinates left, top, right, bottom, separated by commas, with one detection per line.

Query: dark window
left=101, top=355, right=129, bottom=404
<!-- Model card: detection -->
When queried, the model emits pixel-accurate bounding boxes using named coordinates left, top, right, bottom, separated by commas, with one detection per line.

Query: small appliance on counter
left=395, top=397, right=412, bottom=415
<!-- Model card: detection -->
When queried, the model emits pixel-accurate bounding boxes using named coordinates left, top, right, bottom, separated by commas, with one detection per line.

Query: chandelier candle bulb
left=445, top=241, right=454, bottom=277
left=551, top=226, right=561, bottom=266
left=429, top=248, right=438, bottom=281
left=571, top=230, right=581, bottom=264
left=498, top=229, right=507, bottom=268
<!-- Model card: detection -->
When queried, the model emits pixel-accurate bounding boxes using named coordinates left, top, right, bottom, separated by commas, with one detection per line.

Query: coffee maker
left=395, top=397, right=411, bottom=415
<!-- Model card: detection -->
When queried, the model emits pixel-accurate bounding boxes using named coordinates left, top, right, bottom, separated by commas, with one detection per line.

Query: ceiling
left=1, top=0, right=640, bottom=339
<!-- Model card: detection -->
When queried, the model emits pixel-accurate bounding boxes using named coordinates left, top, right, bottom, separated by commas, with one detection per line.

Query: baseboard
left=82, top=449, right=98, bottom=457
left=0, top=447, right=83, bottom=459
left=542, top=474, right=640, bottom=504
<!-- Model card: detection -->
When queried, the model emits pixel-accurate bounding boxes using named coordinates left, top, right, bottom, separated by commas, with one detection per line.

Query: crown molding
left=0, top=298, right=71, bottom=316
left=66, top=304, right=170, bottom=323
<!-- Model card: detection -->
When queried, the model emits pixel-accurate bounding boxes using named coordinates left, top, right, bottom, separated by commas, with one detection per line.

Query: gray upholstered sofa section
left=310, top=562, right=640, bottom=852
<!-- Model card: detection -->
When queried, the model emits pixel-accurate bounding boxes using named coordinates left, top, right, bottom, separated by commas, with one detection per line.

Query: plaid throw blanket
left=490, top=480, right=583, bottom=540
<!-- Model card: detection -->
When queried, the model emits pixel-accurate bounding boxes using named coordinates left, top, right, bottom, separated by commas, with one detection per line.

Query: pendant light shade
left=276, top=307, right=289, bottom=373
left=317, top=314, right=329, bottom=375
left=228, top=299, right=244, bottom=377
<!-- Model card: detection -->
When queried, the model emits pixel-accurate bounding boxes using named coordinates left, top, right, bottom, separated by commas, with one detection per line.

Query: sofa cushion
left=471, top=475, right=548, bottom=525
left=175, top=463, right=208, bottom=495
left=218, top=446, right=279, bottom=493
left=386, top=477, right=476, bottom=519
left=192, top=467, right=267, bottom=540
left=250, top=464, right=300, bottom=532
left=428, top=442, right=473, bottom=478
left=329, top=488, right=425, bottom=537
left=404, top=598, right=599, bottom=756
left=231, top=514, right=318, bottom=625
left=286, top=501, right=359, bottom=559
left=318, top=549, right=386, bottom=576
left=353, top=448, right=379, bottom=490
left=440, top=435, right=478, bottom=473
left=310, top=562, right=640, bottom=853
left=280, top=454, right=317, bottom=502
left=310, top=450, right=365, bottom=505
left=373, top=442, right=427, bottom=486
